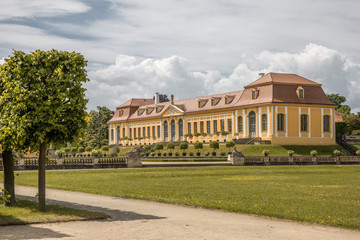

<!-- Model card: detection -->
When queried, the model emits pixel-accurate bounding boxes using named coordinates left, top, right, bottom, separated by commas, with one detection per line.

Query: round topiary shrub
left=209, top=141, right=219, bottom=153
left=310, top=150, right=318, bottom=156
left=220, top=151, right=226, bottom=156
left=333, top=150, right=341, bottom=156
left=288, top=150, right=294, bottom=156
left=101, top=146, right=109, bottom=152
left=85, top=146, right=92, bottom=152
left=162, top=152, right=167, bottom=156
left=189, top=152, right=194, bottom=156
left=150, top=152, right=156, bottom=156
left=175, top=152, right=179, bottom=156
left=179, top=142, right=189, bottom=152
left=262, top=150, right=270, bottom=156
left=78, top=147, right=85, bottom=153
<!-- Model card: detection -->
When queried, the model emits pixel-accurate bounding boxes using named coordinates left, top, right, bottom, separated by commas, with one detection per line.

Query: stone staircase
left=336, top=137, right=356, bottom=156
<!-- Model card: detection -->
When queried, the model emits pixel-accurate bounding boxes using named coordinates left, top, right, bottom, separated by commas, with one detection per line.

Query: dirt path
left=1, top=185, right=359, bottom=240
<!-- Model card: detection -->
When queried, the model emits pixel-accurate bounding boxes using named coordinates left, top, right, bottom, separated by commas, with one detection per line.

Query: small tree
left=155, top=143, right=164, bottom=153
left=101, top=146, right=109, bottom=152
left=179, top=142, right=188, bottom=152
left=310, top=150, right=318, bottom=156
left=288, top=150, right=294, bottom=156
left=78, top=147, right=85, bottom=153
left=194, top=141, right=203, bottom=153
left=225, top=140, right=235, bottom=152
left=209, top=141, right=219, bottom=152
left=333, top=150, right=341, bottom=156
left=262, top=150, right=270, bottom=156
left=167, top=142, right=175, bottom=153
left=64, top=147, right=71, bottom=153
left=85, top=146, right=93, bottom=152
left=71, top=147, right=78, bottom=154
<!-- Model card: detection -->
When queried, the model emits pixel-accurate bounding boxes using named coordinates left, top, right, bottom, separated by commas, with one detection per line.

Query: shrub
left=194, top=132, right=201, bottom=137
left=101, top=146, right=109, bottom=152
left=109, top=148, right=117, bottom=157
left=150, top=152, right=156, bottom=156
left=189, top=152, right=194, bottom=156
left=310, top=150, right=318, bottom=156
left=162, top=152, right=167, bottom=156
left=78, top=147, right=85, bottom=153
left=333, top=150, right=341, bottom=156
left=167, top=142, right=175, bottom=152
left=155, top=143, right=164, bottom=152
left=141, top=153, right=145, bottom=157
left=97, top=150, right=103, bottom=157
left=288, top=150, right=294, bottom=156
left=75, top=153, right=80, bottom=157
left=205, top=152, right=210, bottom=156
left=91, top=150, right=98, bottom=157
left=209, top=141, right=219, bottom=152
left=220, top=151, right=226, bottom=156
left=179, top=142, right=189, bottom=152
left=262, top=150, right=270, bottom=156
left=70, top=147, right=77, bottom=153
left=64, top=147, right=71, bottom=153
left=225, top=140, right=235, bottom=151
left=221, top=131, right=229, bottom=136
left=175, top=152, right=179, bottom=156
left=194, top=141, right=203, bottom=153
left=85, top=146, right=92, bottom=152
left=356, top=150, right=360, bottom=156
left=55, top=150, right=64, bottom=158
left=101, top=139, right=109, bottom=146
left=143, top=145, right=152, bottom=151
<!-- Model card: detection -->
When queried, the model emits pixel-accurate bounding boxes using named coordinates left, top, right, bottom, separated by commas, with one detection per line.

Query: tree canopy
left=327, top=93, right=351, bottom=114
left=86, top=106, right=112, bottom=148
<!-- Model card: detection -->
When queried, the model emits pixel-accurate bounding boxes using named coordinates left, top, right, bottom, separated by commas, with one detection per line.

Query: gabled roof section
left=117, top=98, right=154, bottom=108
left=245, top=73, right=322, bottom=88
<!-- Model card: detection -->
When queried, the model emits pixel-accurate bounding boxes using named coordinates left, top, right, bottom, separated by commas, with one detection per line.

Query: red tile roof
left=245, top=73, right=321, bottom=88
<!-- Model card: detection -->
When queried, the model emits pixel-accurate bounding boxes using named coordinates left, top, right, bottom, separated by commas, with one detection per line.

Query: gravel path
left=0, top=185, right=359, bottom=240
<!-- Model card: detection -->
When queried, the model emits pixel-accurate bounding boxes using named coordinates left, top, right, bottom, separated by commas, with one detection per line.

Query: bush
left=91, top=150, right=98, bottom=157
left=179, top=142, right=189, bottom=152
left=141, top=153, right=145, bottom=157
left=143, top=145, right=152, bottom=151
left=150, top=152, right=156, bottom=156
left=162, top=152, right=167, bottom=156
left=101, top=139, right=109, bottom=146
left=288, top=150, right=294, bottom=156
left=262, top=150, right=270, bottom=156
left=310, top=150, right=318, bottom=156
left=97, top=150, right=103, bottom=157
left=109, top=148, right=117, bottom=157
left=78, top=147, right=85, bottom=153
left=194, top=132, right=201, bottom=137
left=356, top=150, right=360, bottom=156
left=101, top=146, right=109, bottom=152
left=220, top=151, right=226, bottom=156
left=225, top=140, right=235, bottom=151
left=167, top=142, right=175, bottom=152
left=189, top=152, right=194, bottom=156
left=205, top=152, right=210, bottom=156
left=64, top=147, right=71, bottom=153
left=333, top=150, right=341, bottom=156
left=209, top=141, right=219, bottom=152
left=85, top=146, right=92, bottom=152
left=155, top=143, right=164, bottom=152
left=70, top=147, right=77, bottom=153
left=194, top=141, right=203, bottom=153
left=55, top=150, right=64, bottom=158
left=175, top=152, right=179, bottom=156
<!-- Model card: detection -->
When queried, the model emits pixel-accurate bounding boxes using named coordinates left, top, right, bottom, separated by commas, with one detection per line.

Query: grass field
left=0, top=199, right=109, bottom=225
left=3, top=165, right=360, bottom=229
left=116, top=144, right=346, bottom=156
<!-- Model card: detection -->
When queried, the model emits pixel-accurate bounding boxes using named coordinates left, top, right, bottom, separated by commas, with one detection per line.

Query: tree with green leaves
left=225, top=140, right=235, bottom=152
left=327, top=93, right=351, bottom=114
left=87, top=106, right=112, bottom=148
left=209, top=141, right=219, bottom=152
left=0, top=49, right=88, bottom=211
left=167, top=142, right=175, bottom=153
left=194, top=141, right=203, bottom=153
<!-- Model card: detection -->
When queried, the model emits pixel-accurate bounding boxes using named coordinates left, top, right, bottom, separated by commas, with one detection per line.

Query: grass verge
left=2, top=166, right=360, bottom=230
left=0, top=199, right=109, bottom=226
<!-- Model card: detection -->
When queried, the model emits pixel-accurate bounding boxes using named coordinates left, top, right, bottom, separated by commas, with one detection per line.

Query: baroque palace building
left=108, top=73, right=336, bottom=146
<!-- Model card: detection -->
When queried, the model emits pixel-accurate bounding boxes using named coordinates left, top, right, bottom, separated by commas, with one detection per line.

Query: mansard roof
left=245, top=73, right=321, bottom=88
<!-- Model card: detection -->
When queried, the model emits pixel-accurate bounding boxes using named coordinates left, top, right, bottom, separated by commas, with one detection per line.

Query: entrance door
left=249, top=111, right=256, bottom=138
left=171, top=120, right=176, bottom=141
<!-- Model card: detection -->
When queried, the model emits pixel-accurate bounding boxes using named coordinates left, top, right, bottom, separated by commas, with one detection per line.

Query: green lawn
left=116, top=144, right=346, bottom=156
left=0, top=199, right=109, bottom=225
left=3, top=166, right=360, bottom=229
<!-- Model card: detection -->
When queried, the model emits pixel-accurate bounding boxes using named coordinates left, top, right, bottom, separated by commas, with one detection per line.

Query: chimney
left=258, top=73, right=265, bottom=77
left=171, top=94, right=174, bottom=105
left=155, top=92, right=159, bottom=104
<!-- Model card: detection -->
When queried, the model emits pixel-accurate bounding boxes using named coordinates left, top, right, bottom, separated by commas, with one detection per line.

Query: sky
left=1, top=0, right=360, bottom=112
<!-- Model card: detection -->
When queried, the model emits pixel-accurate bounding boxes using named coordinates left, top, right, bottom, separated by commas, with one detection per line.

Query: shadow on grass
left=17, top=194, right=166, bottom=222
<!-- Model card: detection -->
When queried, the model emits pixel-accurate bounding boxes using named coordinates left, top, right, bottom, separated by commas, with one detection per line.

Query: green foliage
left=78, top=147, right=85, bottom=153
left=86, top=106, right=112, bottom=149
left=179, top=142, right=188, bottom=152
left=175, top=152, right=179, bottom=156
left=356, top=150, right=360, bottom=156
left=162, top=152, right=167, bottom=156
left=310, top=150, right=318, bottom=156
left=336, top=122, right=347, bottom=136
left=155, top=143, right=164, bottom=152
left=194, top=141, right=203, bottom=152
left=55, top=150, right=64, bottom=158
left=337, top=105, right=351, bottom=115
left=101, top=146, right=109, bottom=152
left=71, top=147, right=77, bottom=153
left=189, top=152, right=194, bottom=156
left=209, top=141, right=219, bottom=151
left=85, top=146, right=93, bottom=152
left=143, top=145, right=152, bottom=151
left=327, top=93, right=351, bottom=114
left=194, top=132, right=201, bottom=137
left=262, top=150, right=270, bottom=156
left=109, top=148, right=117, bottom=157
left=0, top=188, right=10, bottom=205
left=220, top=151, right=226, bottom=156
left=344, top=113, right=360, bottom=133
left=100, top=139, right=109, bottom=146
left=150, top=152, right=156, bottom=156
left=221, top=131, right=229, bottom=136
left=333, top=150, right=341, bottom=156
left=225, top=140, right=235, bottom=151
left=205, top=152, right=210, bottom=156
left=167, top=142, right=175, bottom=152
left=288, top=150, right=294, bottom=156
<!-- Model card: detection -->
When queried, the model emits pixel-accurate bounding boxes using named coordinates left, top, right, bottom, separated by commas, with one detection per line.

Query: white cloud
left=87, top=44, right=360, bottom=113
left=0, top=0, right=90, bottom=20
left=0, top=58, right=4, bottom=65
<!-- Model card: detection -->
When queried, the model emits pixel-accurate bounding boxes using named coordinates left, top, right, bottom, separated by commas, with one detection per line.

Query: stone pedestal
left=312, top=157, right=317, bottom=165
left=19, top=158, right=24, bottom=166
left=230, top=147, right=245, bottom=166
left=264, top=156, right=270, bottom=166
left=126, top=147, right=143, bottom=168
left=93, top=158, right=98, bottom=164
left=289, top=156, right=294, bottom=165
left=57, top=158, right=63, bottom=165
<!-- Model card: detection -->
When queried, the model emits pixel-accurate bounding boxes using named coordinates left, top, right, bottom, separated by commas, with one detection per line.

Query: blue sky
left=1, top=0, right=360, bottom=112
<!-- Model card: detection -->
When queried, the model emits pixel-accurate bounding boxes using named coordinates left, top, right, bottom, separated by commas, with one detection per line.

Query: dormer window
left=211, top=97, right=221, bottom=106
left=297, top=86, right=304, bottom=99
left=251, top=89, right=259, bottom=100
left=137, top=109, right=145, bottom=116
left=156, top=105, right=164, bottom=113
left=225, top=95, right=235, bottom=104
left=198, top=99, right=208, bottom=108
left=146, top=107, right=154, bottom=115
left=118, top=109, right=123, bottom=117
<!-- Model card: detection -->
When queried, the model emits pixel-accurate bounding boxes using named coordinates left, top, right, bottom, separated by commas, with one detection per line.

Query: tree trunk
left=38, top=142, right=46, bottom=212
left=2, top=150, right=16, bottom=206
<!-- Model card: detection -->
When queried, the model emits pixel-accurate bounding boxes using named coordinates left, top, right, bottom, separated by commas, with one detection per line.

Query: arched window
left=178, top=119, right=183, bottom=140
left=323, top=115, right=330, bottom=132
left=249, top=111, right=256, bottom=137
left=301, top=114, right=308, bottom=131
left=238, top=116, right=243, bottom=133
left=170, top=120, right=176, bottom=141
left=297, top=86, right=304, bottom=99
left=163, top=120, right=168, bottom=141
left=262, top=114, right=267, bottom=131
left=116, top=126, right=120, bottom=143
left=277, top=114, right=285, bottom=131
